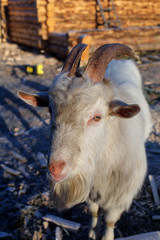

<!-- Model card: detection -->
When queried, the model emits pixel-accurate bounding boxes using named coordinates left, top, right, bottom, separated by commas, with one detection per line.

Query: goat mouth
left=47, top=169, right=70, bottom=183
left=52, top=174, right=67, bottom=182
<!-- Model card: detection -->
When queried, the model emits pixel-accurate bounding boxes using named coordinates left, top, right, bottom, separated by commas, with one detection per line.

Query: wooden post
left=78, top=34, right=92, bottom=65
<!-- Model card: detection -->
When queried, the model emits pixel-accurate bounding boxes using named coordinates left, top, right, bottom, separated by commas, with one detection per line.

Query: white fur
left=49, top=60, right=152, bottom=240
left=18, top=53, right=152, bottom=240
left=105, top=59, right=152, bottom=139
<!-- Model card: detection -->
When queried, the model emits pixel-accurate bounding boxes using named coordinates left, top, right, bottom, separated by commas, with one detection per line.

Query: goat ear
left=17, top=90, right=49, bottom=107
left=109, top=100, right=140, bottom=118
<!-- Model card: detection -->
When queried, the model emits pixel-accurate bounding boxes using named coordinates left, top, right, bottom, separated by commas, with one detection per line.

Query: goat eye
left=93, top=116, right=101, bottom=121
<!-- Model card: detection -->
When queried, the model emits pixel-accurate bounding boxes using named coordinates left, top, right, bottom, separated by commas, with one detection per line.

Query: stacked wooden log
left=8, top=0, right=54, bottom=48
left=3, top=0, right=160, bottom=59
left=48, top=32, right=69, bottom=58
left=68, top=26, right=160, bottom=53
left=98, top=0, right=160, bottom=29
left=49, top=0, right=160, bottom=32
left=53, top=0, right=96, bottom=32
left=0, top=0, right=8, bottom=42
left=47, top=0, right=160, bottom=58
left=114, top=0, right=160, bottom=28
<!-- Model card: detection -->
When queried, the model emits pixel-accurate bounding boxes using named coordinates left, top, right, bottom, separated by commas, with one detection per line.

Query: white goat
left=17, top=43, right=152, bottom=240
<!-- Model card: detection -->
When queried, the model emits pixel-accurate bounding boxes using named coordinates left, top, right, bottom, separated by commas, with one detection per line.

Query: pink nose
left=48, top=161, right=66, bottom=181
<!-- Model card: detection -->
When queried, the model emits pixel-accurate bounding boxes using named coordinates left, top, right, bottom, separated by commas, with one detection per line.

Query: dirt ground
left=0, top=42, right=160, bottom=240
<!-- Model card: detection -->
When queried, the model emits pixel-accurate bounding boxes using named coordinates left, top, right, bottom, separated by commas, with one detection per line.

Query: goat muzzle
left=48, top=160, right=67, bottom=182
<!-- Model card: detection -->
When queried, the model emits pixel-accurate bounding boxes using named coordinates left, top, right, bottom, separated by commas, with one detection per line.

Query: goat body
left=18, top=44, right=152, bottom=240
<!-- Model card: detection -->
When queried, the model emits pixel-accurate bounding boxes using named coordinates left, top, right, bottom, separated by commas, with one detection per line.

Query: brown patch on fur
left=91, top=211, right=98, bottom=218
left=89, top=187, right=101, bottom=202
left=107, top=222, right=115, bottom=228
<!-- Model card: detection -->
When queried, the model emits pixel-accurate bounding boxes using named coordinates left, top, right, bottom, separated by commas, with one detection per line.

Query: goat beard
left=49, top=169, right=92, bottom=211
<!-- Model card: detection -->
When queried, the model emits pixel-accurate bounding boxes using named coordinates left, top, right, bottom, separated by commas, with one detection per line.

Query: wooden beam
left=149, top=175, right=160, bottom=205
left=42, top=215, right=81, bottom=233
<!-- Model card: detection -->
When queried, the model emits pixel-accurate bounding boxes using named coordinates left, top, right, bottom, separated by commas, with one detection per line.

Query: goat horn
left=62, top=43, right=87, bottom=77
left=85, top=43, right=139, bottom=83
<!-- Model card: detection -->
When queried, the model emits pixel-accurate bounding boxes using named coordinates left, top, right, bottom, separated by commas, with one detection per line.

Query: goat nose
left=48, top=160, right=66, bottom=181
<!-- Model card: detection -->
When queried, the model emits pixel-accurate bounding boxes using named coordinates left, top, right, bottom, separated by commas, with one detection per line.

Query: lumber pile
left=115, top=0, right=160, bottom=28
left=8, top=0, right=55, bottom=48
left=115, top=231, right=160, bottom=240
left=50, top=0, right=160, bottom=31
left=98, top=0, right=160, bottom=29
left=49, top=0, right=160, bottom=32
left=48, top=32, right=69, bottom=58
left=48, top=26, right=160, bottom=59
left=53, top=0, right=96, bottom=32
left=0, top=0, right=8, bottom=42
left=68, top=26, right=160, bottom=53
left=3, top=0, right=160, bottom=58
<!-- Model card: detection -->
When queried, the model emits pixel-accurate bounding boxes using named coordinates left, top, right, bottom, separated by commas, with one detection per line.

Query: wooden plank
left=152, top=215, right=160, bottom=221
left=68, top=26, right=160, bottom=57
left=0, top=164, right=20, bottom=176
left=78, top=34, right=92, bottom=63
left=8, top=10, right=47, bottom=20
left=49, top=39, right=68, bottom=47
left=8, top=0, right=36, bottom=5
left=115, top=231, right=160, bottom=240
left=9, top=22, right=47, bottom=30
left=1, top=0, right=8, bottom=41
left=149, top=175, right=160, bottom=205
left=10, top=31, right=42, bottom=40
left=8, top=0, right=46, bottom=5
left=8, top=15, right=40, bottom=23
left=8, top=6, right=46, bottom=12
left=55, top=227, right=63, bottom=240
left=9, top=22, right=44, bottom=30
left=9, top=27, right=47, bottom=37
left=49, top=32, right=68, bottom=42
left=131, top=43, right=160, bottom=51
left=11, top=36, right=43, bottom=48
left=48, top=44, right=68, bottom=57
left=42, top=215, right=81, bottom=233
